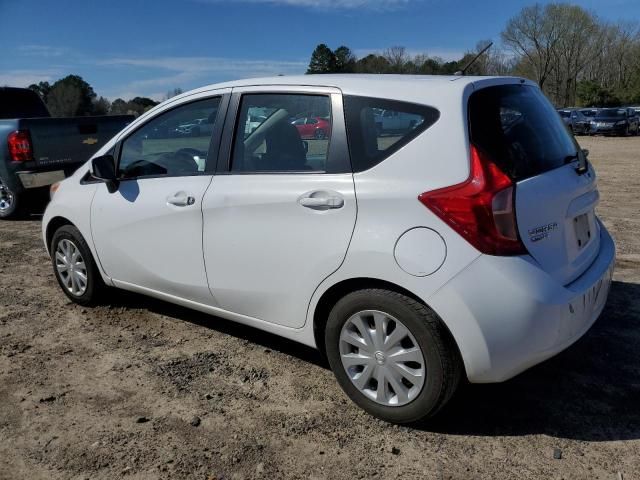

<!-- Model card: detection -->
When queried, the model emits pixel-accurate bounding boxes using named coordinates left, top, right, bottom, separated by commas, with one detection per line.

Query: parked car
left=43, top=76, right=615, bottom=424
left=590, top=107, right=639, bottom=136
left=580, top=108, right=598, bottom=118
left=0, top=87, right=133, bottom=218
left=557, top=108, right=591, bottom=134
left=291, top=116, right=331, bottom=139
left=374, top=108, right=424, bottom=134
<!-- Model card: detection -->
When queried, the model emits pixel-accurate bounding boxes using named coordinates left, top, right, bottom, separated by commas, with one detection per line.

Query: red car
left=291, top=116, right=331, bottom=139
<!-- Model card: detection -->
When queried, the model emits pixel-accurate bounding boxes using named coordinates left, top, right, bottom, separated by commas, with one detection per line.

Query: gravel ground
left=0, top=136, right=639, bottom=480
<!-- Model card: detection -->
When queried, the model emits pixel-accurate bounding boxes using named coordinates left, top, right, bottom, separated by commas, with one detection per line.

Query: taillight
left=8, top=130, right=33, bottom=162
left=418, top=144, right=527, bottom=256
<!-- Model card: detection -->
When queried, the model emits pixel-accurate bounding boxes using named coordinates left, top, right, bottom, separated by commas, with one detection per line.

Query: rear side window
left=344, top=96, right=439, bottom=172
left=0, top=88, right=50, bottom=119
left=469, top=85, right=578, bottom=181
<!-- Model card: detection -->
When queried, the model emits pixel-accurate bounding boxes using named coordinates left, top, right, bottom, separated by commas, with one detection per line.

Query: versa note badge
left=82, top=137, right=98, bottom=145
left=528, top=222, right=558, bottom=242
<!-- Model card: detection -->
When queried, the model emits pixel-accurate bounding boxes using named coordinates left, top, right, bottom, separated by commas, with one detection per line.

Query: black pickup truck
left=0, top=87, right=133, bottom=218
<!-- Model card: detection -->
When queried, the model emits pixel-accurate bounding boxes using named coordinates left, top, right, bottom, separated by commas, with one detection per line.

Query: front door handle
left=167, top=192, right=195, bottom=207
left=298, top=191, right=344, bottom=210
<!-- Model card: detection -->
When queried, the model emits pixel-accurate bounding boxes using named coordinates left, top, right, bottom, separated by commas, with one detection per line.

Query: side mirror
left=91, top=154, right=118, bottom=193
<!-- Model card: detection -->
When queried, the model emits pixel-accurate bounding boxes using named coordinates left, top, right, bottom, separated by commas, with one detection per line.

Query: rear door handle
left=298, top=191, right=344, bottom=210
left=167, top=192, right=195, bottom=207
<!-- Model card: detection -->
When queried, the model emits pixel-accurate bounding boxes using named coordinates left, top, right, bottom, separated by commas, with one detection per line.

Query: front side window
left=118, top=97, right=221, bottom=179
left=232, top=94, right=332, bottom=172
left=344, top=96, right=439, bottom=172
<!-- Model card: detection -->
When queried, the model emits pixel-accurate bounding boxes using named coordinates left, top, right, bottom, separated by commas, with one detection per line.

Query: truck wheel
left=325, top=288, right=462, bottom=424
left=0, top=177, right=21, bottom=219
left=51, top=225, right=105, bottom=306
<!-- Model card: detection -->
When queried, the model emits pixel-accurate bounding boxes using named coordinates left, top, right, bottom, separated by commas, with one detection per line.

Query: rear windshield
left=469, top=84, right=577, bottom=181
left=0, top=88, right=50, bottom=119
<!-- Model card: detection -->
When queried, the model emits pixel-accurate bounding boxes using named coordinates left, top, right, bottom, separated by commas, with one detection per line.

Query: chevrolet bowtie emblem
left=82, top=137, right=98, bottom=145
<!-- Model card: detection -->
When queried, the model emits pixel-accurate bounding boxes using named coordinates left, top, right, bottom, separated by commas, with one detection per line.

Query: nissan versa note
left=43, top=75, right=615, bottom=424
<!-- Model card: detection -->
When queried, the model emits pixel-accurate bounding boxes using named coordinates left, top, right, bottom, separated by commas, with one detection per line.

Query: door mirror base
left=91, top=154, right=119, bottom=193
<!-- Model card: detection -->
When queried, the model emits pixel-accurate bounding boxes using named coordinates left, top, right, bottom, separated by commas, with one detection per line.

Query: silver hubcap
left=0, top=179, right=14, bottom=212
left=55, top=239, right=88, bottom=296
left=339, top=310, right=426, bottom=407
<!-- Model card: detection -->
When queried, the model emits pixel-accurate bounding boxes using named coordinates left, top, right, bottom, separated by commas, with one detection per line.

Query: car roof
left=166, top=74, right=534, bottom=105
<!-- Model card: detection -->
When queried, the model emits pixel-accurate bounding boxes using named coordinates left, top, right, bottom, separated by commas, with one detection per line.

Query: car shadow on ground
left=109, top=280, right=639, bottom=441
left=109, top=290, right=327, bottom=368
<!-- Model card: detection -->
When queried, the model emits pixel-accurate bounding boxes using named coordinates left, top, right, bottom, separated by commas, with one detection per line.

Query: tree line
left=306, top=3, right=640, bottom=107
left=27, top=76, right=184, bottom=117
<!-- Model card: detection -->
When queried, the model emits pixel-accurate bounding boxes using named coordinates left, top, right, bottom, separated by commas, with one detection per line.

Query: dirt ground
left=1, top=136, right=638, bottom=480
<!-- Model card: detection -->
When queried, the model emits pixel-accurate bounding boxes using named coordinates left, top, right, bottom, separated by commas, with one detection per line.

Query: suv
left=42, top=76, right=615, bottom=424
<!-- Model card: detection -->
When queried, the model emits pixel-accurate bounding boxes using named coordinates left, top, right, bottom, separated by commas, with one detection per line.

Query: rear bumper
left=428, top=225, right=615, bottom=383
left=17, top=170, right=65, bottom=189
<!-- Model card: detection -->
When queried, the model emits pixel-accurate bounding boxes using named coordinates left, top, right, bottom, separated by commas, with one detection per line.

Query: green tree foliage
left=28, top=81, right=51, bottom=102
left=307, top=44, right=337, bottom=74
left=46, top=75, right=97, bottom=117
left=576, top=80, right=621, bottom=107
left=334, top=46, right=356, bottom=73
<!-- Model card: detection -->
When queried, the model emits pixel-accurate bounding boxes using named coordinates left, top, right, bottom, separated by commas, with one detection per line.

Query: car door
left=91, top=91, right=229, bottom=303
left=201, top=87, right=356, bottom=328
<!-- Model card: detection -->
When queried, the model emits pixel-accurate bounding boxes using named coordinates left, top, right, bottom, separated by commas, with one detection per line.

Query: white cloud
left=196, top=0, right=414, bottom=9
left=0, top=69, right=61, bottom=87
left=17, top=45, right=69, bottom=57
left=98, top=55, right=307, bottom=100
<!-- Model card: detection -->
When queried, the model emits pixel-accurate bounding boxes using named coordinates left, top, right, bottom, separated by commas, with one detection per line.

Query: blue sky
left=1, top=0, right=638, bottom=101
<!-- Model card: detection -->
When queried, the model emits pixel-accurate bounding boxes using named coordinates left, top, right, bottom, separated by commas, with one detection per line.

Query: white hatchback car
left=43, top=75, right=615, bottom=423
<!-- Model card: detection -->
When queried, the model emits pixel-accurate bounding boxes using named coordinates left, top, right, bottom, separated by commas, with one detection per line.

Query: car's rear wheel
left=51, top=225, right=105, bottom=305
left=314, top=128, right=327, bottom=140
left=0, top=177, right=22, bottom=219
left=325, top=288, right=462, bottom=424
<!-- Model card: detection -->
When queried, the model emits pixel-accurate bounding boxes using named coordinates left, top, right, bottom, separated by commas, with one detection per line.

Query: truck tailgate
left=20, top=115, right=132, bottom=168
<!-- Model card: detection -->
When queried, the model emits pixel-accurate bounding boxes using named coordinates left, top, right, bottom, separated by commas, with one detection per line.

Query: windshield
left=558, top=111, right=570, bottom=117
left=596, top=108, right=625, bottom=118
left=469, top=84, right=578, bottom=181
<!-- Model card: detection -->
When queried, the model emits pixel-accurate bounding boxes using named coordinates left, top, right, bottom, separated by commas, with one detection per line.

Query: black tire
left=50, top=225, right=105, bottom=306
left=0, top=177, right=23, bottom=219
left=325, top=288, right=462, bottom=424
left=314, top=128, right=327, bottom=140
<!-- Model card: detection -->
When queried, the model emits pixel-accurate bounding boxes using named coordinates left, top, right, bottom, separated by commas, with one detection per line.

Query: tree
left=307, top=44, right=336, bottom=74
left=46, top=75, right=97, bottom=116
left=93, top=96, right=111, bottom=115
left=355, top=54, right=390, bottom=73
left=383, top=46, right=409, bottom=73
left=576, top=80, right=621, bottom=107
left=334, top=46, right=356, bottom=73
left=165, top=88, right=183, bottom=100
left=502, top=4, right=564, bottom=89
left=28, top=81, right=51, bottom=102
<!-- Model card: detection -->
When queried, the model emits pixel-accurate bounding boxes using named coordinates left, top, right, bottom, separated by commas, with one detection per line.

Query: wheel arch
left=312, top=277, right=463, bottom=369
left=45, top=216, right=75, bottom=254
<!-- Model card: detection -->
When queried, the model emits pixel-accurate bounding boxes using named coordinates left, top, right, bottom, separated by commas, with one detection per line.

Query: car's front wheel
left=325, top=288, right=462, bottom=424
left=51, top=225, right=105, bottom=305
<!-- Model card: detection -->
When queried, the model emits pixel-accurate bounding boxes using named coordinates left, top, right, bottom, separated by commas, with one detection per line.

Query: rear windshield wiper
left=564, top=152, right=588, bottom=175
